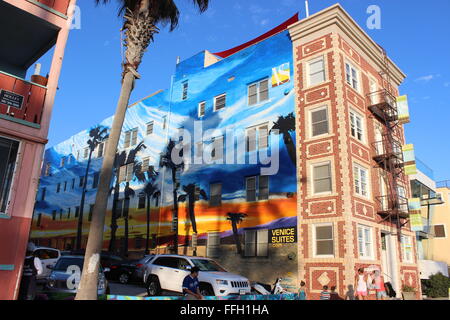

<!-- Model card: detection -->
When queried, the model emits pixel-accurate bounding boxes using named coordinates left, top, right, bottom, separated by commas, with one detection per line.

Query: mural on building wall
left=31, top=31, right=298, bottom=256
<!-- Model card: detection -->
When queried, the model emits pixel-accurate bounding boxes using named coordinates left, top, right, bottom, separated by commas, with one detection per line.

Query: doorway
left=381, top=232, right=399, bottom=297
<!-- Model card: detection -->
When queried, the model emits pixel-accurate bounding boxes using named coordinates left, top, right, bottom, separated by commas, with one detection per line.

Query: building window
left=211, top=136, right=224, bottom=161
left=345, top=62, right=359, bottom=91
left=248, top=78, right=269, bottom=106
left=64, top=181, right=67, bottom=192
left=0, top=137, right=19, bottom=214
left=214, top=94, right=226, bottom=112
left=56, top=183, right=61, bottom=193
left=92, top=172, right=100, bottom=189
left=36, top=213, right=42, bottom=227
left=307, top=56, right=326, bottom=86
left=244, top=229, right=268, bottom=257
left=124, top=128, right=138, bottom=149
left=138, top=194, right=146, bottom=209
left=141, top=157, right=150, bottom=173
left=246, top=176, right=269, bottom=202
left=357, top=225, right=374, bottom=259
left=75, top=206, right=80, bottom=218
left=97, top=140, right=107, bottom=158
left=206, top=231, right=220, bottom=258
left=88, top=204, right=94, bottom=222
left=210, top=183, right=222, bottom=207
left=182, top=81, right=188, bottom=100
left=79, top=176, right=85, bottom=188
left=350, top=110, right=364, bottom=142
left=44, top=162, right=51, bottom=176
left=310, top=107, right=329, bottom=137
left=313, top=223, right=334, bottom=257
left=146, top=121, right=154, bottom=136
left=312, top=162, right=332, bottom=194
left=119, top=163, right=134, bottom=183
left=246, top=124, right=269, bottom=152
left=401, top=235, right=413, bottom=262
left=162, top=116, right=167, bottom=130
left=198, top=102, right=206, bottom=118
left=354, top=164, right=369, bottom=197
left=433, top=225, right=446, bottom=238
left=84, top=147, right=89, bottom=159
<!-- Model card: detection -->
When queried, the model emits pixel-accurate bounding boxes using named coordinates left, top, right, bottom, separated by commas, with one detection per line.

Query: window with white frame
left=345, top=62, right=359, bottom=91
left=119, top=163, right=134, bottom=183
left=248, top=78, right=269, bottom=106
left=44, top=162, right=51, bottom=176
left=97, top=140, right=107, bottom=158
left=246, top=123, right=269, bottom=152
left=146, top=121, right=154, bottom=136
left=198, top=102, right=206, bottom=118
left=244, top=229, right=269, bottom=257
left=141, top=157, right=151, bottom=173
left=308, top=56, right=326, bottom=86
left=214, top=94, right=226, bottom=111
left=210, top=183, right=222, bottom=207
left=310, top=107, right=329, bottom=137
left=211, top=136, right=224, bottom=161
left=350, top=110, right=364, bottom=142
left=124, top=128, right=138, bottom=148
left=354, top=164, right=369, bottom=197
left=0, top=137, right=19, bottom=214
left=313, top=223, right=334, bottom=257
left=83, top=147, right=89, bottom=159
left=246, top=176, right=269, bottom=202
left=312, top=162, right=332, bottom=194
left=401, top=235, right=413, bottom=262
left=357, top=225, right=374, bottom=259
left=182, top=81, right=188, bottom=100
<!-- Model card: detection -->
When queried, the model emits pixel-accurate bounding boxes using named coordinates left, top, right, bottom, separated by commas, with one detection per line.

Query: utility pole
left=305, top=1, right=310, bottom=18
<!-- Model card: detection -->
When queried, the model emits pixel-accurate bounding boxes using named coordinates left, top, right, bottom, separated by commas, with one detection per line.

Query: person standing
left=298, top=281, right=307, bottom=300
left=18, top=243, right=43, bottom=300
left=182, top=267, right=204, bottom=300
left=373, top=270, right=388, bottom=300
left=355, top=268, right=368, bottom=300
left=320, top=285, right=331, bottom=300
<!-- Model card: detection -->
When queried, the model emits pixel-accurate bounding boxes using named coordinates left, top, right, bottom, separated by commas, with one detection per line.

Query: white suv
left=143, top=255, right=251, bottom=297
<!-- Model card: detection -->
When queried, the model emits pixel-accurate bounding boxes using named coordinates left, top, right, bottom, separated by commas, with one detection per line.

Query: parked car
left=44, top=255, right=109, bottom=296
left=108, top=255, right=155, bottom=284
left=134, top=255, right=155, bottom=282
left=68, top=250, right=125, bottom=269
left=32, top=246, right=61, bottom=281
left=143, top=255, right=251, bottom=297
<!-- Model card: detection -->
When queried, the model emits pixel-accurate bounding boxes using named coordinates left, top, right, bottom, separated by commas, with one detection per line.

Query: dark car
left=108, top=255, right=154, bottom=284
left=68, top=250, right=125, bottom=269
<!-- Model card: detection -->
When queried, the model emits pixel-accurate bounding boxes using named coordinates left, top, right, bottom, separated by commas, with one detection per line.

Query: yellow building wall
left=427, top=187, right=450, bottom=266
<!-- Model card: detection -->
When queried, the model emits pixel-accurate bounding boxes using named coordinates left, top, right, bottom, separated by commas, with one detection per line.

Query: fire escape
left=368, top=48, right=409, bottom=230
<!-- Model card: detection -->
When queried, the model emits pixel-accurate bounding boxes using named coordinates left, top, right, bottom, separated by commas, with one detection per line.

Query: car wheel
left=200, top=283, right=215, bottom=297
left=146, top=277, right=161, bottom=296
left=119, top=273, right=130, bottom=284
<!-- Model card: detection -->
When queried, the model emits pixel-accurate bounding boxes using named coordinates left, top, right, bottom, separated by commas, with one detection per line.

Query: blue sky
left=37, top=0, right=450, bottom=181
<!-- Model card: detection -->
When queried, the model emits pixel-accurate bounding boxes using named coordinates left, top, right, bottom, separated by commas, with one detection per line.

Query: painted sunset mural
left=31, top=30, right=298, bottom=255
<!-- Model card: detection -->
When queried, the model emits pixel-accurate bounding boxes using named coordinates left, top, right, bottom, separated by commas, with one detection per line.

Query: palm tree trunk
left=283, top=133, right=297, bottom=166
left=145, top=195, right=151, bottom=254
left=75, top=71, right=135, bottom=300
left=76, top=150, right=93, bottom=250
left=232, top=222, right=242, bottom=254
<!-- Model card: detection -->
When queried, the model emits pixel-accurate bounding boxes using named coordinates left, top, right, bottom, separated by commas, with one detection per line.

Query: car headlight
left=47, top=279, right=56, bottom=288
left=216, top=279, right=228, bottom=285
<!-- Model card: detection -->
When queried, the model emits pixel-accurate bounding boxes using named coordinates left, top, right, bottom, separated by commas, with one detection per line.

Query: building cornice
left=288, top=4, right=406, bottom=86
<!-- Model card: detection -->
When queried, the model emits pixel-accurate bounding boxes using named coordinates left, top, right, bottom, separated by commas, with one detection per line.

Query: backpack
left=384, top=282, right=396, bottom=298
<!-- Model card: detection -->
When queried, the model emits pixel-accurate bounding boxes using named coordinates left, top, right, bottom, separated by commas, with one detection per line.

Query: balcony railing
left=376, top=195, right=409, bottom=219
left=0, top=71, right=47, bottom=127
left=437, top=180, right=450, bottom=189
left=31, top=0, right=71, bottom=16
left=367, top=89, right=398, bottom=122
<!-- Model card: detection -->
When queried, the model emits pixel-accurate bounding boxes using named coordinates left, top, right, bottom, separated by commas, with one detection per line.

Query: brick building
left=289, top=4, right=420, bottom=299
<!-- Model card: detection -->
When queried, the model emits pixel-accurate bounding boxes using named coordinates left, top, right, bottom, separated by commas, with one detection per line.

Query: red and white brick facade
left=289, top=5, right=421, bottom=299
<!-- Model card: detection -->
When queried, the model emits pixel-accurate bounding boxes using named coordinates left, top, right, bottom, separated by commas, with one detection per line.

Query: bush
left=422, top=272, right=450, bottom=298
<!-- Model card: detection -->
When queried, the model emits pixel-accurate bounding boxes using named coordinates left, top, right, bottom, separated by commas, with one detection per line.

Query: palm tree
left=271, top=113, right=296, bottom=166
left=135, top=164, right=160, bottom=254
left=108, top=142, right=146, bottom=253
left=77, top=0, right=210, bottom=300
left=75, top=125, right=109, bottom=250
left=160, top=139, right=184, bottom=253
left=226, top=212, right=247, bottom=255
left=178, top=183, right=207, bottom=256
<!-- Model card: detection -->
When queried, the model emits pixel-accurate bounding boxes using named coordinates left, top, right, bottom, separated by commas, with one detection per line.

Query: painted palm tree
left=108, top=142, right=146, bottom=253
left=271, top=112, right=296, bottom=166
left=122, top=181, right=135, bottom=255
left=160, top=139, right=185, bottom=253
left=134, top=163, right=160, bottom=254
left=178, top=184, right=207, bottom=256
left=75, top=125, right=109, bottom=250
left=226, top=212, right=247, bottom=255
left=77, top=0, right=211, bottom=300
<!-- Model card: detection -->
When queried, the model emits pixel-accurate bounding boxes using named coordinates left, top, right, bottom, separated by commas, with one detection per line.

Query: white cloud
left=415, top=75, right=434, bottom=82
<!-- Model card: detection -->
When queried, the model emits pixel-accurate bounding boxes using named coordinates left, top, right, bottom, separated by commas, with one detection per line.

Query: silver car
left=45, top=255, right=109, bottom=296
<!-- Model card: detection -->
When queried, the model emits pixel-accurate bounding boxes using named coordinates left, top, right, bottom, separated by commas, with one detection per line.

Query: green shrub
left=402, top=285, right=416, bottom=293
left=422, top=272, right=450, bottom=298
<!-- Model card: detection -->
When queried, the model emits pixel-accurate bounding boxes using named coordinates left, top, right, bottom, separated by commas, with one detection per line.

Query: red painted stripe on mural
left=213, top=13, right=299, bottom=59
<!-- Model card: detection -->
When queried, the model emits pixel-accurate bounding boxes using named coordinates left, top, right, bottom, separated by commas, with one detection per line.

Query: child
left=320, top=285, right=331, bottom=300
left=298, top=281, right=307, bottom=300
left=330, top=286, right=343, bottom=300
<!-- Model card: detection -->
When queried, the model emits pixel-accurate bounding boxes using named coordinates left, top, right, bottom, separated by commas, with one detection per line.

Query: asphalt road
left=108, top=281, right=184, bottom=298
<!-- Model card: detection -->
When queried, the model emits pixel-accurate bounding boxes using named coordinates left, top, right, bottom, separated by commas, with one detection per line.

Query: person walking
left=298, top=281, right=307, bottom=300
left=355, top=268, right=368, bottom=300
left=18, top=243, right=43, bottom=300
left=320, top=285, right=331, bottom=300
left=373, top=270, right=388, bottom=300
left=182, top=267, right=204, bottom=300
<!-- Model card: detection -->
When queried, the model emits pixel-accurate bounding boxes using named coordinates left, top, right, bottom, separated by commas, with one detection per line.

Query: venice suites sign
left=269, top=227, right=297, bottom=244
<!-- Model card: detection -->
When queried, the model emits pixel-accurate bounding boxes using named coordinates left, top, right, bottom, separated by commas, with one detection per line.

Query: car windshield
left=191, top=259, right=226, bottom=272
left=53, top=257, right=83, bottom=272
